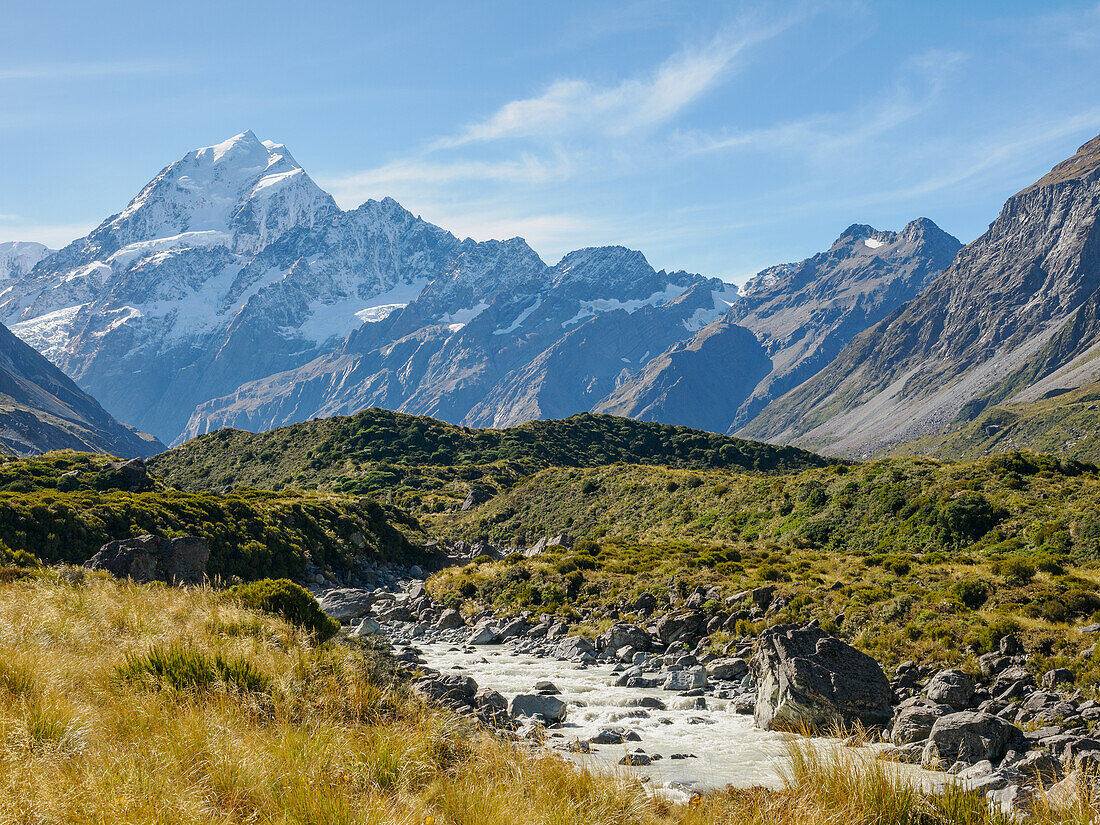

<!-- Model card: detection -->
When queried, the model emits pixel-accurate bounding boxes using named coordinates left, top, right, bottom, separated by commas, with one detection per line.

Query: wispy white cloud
left=680, top=48, right=967, bottom=158
left=324, top=8, right=811, bottom=205
left=437, top=16, right=803, bottom=148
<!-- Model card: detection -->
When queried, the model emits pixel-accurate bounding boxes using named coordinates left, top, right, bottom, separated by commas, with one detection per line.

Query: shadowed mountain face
left=591, top=219, right=960, bottom=434
left=0, top=322, right=162, bottom=457
left=741, top=133, right=1100, bottom=457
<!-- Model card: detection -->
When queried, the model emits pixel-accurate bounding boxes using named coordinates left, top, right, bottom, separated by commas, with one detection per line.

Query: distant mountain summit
left=594, top=218, right=960, bottom=433
left=0, top=242, right=52, bottom=281
left=0, top=130, right=969, bottom=446
left=742, top=133, right=1100, bottom=456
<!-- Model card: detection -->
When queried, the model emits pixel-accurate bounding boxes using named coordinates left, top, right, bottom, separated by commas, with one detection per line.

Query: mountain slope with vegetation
left=743, top=133, right=1100, bottom=457
left=0, top=451, right=424, bottom=580
left=893, top=380, right=1100, bottom=464
left=430, top=451, right=1100, bottom=671
left=149, top=409, right=833, bottom=506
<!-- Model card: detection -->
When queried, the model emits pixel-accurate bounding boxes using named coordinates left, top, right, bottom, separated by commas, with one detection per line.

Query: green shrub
left=117, top=644, right=269, bottom=694
left=940, top=492, right=999, bottom=544
left=995, top=557, right=1036, bottom=585
left=953, top=579, right=990, bottom=609
left=230, top=578, right=339, bottom=642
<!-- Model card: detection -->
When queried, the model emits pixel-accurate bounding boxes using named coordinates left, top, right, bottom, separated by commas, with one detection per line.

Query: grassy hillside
left=0, top=570, right=1041, bottom=824
left=0, top=451, right=425, bottom=581
left=429, top=451, right=1100, bottom=672
left=150, top=409, right=833, bottom=510
left=893, top=381, right=1100, bottom=464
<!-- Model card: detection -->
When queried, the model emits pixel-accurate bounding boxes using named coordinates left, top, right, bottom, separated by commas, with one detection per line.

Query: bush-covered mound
left=230, top=578, right=340, bottom=641
left=0, top=451, right=427, bottom=581
left=149, top=409, right=834, bottom=509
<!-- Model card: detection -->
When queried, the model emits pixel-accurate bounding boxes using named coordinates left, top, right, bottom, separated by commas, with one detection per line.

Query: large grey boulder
left=751, top=622, right=893, bottom=732
left=924, top=669, right=975, bottom=709
left=510, top=693, right=567, bottom=725
left=468, top=623, right=501, bottom=645
left=554, top=636, right=595, bottom=661
left=655, top=611, right=705, bottom=645
left=350, top=617, right=381, bottom=637
left=921, top=711, right=1023, bottom=768
left=317, top=588, right=374, bottom=622
left=708, top=658, right=749, bottom=681
left=84, top=534, right=208, bottom=585
left=473, top=688, right=510, bottom=725
left=598, top=623, right=650, bottom=653
left=414, top=673, right=478, bottom=703
left=891, top=696, right=952, bottom=745
left=435, top=608, right=465, bottom=629
left=663, top=666, right=707, bottom=691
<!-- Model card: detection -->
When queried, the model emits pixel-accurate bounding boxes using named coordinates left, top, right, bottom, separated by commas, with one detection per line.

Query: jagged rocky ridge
left=596, top=219, right=961, bottom=433
left=0, top=130, right=958, bottom=445
left=742, top=134, right=1100, bottom=457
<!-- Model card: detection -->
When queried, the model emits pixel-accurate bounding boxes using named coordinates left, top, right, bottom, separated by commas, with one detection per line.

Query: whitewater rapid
left=416, top=640, right=807, bottom=791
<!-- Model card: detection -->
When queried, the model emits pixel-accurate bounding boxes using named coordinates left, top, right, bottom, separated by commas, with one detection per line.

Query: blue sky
left=1, top=1, right=1099, bottom=282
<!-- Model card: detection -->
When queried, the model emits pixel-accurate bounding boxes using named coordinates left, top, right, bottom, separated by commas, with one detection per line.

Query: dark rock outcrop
left=84, top=534, right=208, bottom=585
left=921, top=711, right=1023, bottom=768
left=751, top=622, right=893, bottom=732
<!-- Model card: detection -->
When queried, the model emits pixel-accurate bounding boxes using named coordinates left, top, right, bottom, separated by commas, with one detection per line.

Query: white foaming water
left=417, top=641, right=803, bottom=791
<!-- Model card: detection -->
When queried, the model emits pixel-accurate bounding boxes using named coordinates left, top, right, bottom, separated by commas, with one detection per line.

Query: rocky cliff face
left=0, top=322, right=162, bottom=457
left=742, top=134, right=1100, bottom=456
left=588, top=219, right=959, bottom=434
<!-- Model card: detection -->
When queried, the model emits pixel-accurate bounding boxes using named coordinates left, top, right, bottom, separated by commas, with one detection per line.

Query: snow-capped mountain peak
left=99, top=130, right=338, bottom=257
left=0, top=241, right=53, bottom=281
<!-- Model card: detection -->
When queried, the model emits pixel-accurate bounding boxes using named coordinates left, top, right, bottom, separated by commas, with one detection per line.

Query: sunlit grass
left=0, top=568, right=1096, bottom=824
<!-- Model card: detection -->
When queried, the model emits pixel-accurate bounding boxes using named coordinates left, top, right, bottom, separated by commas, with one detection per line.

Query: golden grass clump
left=0, top=568, right=1096, bottom=824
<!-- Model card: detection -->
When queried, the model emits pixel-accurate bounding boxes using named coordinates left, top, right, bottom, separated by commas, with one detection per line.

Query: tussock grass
left=0, top=569, right=1094, bottom=824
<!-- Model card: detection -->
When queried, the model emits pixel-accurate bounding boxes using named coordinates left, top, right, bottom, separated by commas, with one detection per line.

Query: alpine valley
left=0, top=129, right=963, bottom=451
left=1, top=130, right=1099, bottom=464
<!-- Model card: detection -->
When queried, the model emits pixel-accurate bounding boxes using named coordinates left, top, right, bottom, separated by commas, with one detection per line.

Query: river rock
left=436, top=608, right=465, bottom=630
left=469, top=623, right=501, bottom=645
left=751, top=622, right=893, bottom=732
left=414, top=673, right=478, bottom=703
left=921, top=711, right=1023, bottom=768
left=84, top=534, right=209, bottom=586
left=314, top=588, right=374, bottom=621
left=473, top=688, right=510, bottom=725
left=663, top=666, right=707, bottom=691
left=555, top=636, right=596, bottom=661
left=655, top=610, right=705, bottom=645
left=707, top=658, right=748, bottom=681
left=590, top=727, right=641, bottom=745
left=619, top=750, right=651, bottom=766
left=510, top=693, right=567, bottom=725
left=351, top=617, right=381, bottom=637
left=924, top=669, right=975, bottom=709
left=891, top=696, right=952, bottom=745
left=534, top=680, right=561, bottom=695
left=599, top=623, right=650, bottom=653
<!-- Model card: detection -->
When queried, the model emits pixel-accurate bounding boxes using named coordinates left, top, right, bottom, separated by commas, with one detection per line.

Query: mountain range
left=0, top=129, right=1097, bottom=462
